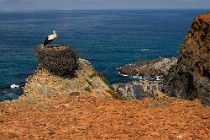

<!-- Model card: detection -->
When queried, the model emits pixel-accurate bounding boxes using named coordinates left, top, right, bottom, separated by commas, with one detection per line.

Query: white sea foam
left=130, top=75, right=163, bottom=81
left=118, top=72, right=129, bottom=77
left=156, top=75, right=162, bottom=81
left=121, top=74, right=129, bottom=77
left=10, top=84, right=20, bottom=89
left=130, top=75, right=143, bottom=80
left=140, top=49, right=150, bottom=52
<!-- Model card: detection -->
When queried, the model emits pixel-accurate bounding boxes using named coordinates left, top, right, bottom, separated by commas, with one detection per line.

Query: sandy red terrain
left=0, top=94, right=210, bottom=140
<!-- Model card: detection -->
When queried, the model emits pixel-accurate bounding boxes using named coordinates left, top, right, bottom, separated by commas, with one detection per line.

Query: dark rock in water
left=119, top=57, right=177, bottom=77
left=35, top=45, right=79, bottom=78
left=163, top=12, right=210, bottom=105
left=112, top=80, right=163, bottom=100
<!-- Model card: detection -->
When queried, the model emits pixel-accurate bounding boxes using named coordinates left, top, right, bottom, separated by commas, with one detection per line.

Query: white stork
left=44, top=30, right=57, bottom=46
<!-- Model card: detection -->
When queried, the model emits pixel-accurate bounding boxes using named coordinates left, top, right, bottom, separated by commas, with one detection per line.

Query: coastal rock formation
left=119, top=57, right=177, bottom=78
left=163, top=12, right=210, bottom=105
left=23, top=45, right=121, bottom=99
left=113, top=81, right=163, bottom=100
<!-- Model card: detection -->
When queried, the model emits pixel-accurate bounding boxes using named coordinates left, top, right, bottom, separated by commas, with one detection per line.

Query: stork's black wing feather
left=44, top=37, right=50, bottom=46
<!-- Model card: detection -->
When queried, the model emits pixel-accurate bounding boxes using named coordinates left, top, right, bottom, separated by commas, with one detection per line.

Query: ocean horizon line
left=0, top=8, right=209, bottom=13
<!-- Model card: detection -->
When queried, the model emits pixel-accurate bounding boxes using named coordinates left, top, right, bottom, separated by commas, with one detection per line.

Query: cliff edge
left=163, top=12, right=210, bottom=105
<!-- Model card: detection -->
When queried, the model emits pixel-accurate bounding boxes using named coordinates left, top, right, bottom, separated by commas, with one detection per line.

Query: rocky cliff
left=119, top=57, right=177, bottom=79
left=163, top=12, right=210, bottom=105
left=113, top=80, right=163, bottom=100
left=23, top=45, right=121, bottom=100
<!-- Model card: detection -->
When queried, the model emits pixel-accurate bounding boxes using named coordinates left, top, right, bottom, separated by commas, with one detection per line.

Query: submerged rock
left=163, top=12, right=210, bottom=105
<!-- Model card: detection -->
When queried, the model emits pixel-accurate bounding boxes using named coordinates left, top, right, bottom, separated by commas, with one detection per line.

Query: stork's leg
left=50, top=42, right=52, bottom=47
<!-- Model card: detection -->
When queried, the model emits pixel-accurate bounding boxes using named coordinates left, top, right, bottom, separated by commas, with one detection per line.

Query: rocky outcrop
left=163, top=12, right=210, bottom=105
left=119, top=57, right=177, bottom=79
left=23, top=45, right=122, bottom=99
left=112, top=80, right=163, bottom=100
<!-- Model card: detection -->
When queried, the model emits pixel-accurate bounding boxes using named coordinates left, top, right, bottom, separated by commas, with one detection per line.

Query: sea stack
left=23, top=45, right=123, bottom=99
left=163, top=12, right=210, bottom=105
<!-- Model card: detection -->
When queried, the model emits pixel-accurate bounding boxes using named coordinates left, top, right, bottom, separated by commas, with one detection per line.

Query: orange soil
left=0, top=95, right=210, bottom=140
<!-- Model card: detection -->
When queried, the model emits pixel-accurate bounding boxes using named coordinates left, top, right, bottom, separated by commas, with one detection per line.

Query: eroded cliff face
left=113, top=81, right=163, bottom=100
left=163, top=12, right=210, bottom=105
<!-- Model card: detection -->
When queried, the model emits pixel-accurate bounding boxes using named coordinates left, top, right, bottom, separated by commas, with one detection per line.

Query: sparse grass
left=97, top=73, right=115, bottom=91
left=88, top=66, right=115, bottom=91
left=109, top=85, right=115, bottom=91
left=89, top=73, right=97, bottom=78
left=107, top=90, right=127, bottom=100
left=86, top=79, right=93, bottom=87
left=84, top=87, right=91, bottom=92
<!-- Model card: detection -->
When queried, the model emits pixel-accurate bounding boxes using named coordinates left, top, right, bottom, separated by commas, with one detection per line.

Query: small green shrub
left=96, top=73, right=115, bottom=91
left=84, top=87, right=91, bottom=92
left=86, top=79, right=93, bottom=87
left=89, top=73, right=97, bottom=78
left=107, top=90, right=127, bottom=100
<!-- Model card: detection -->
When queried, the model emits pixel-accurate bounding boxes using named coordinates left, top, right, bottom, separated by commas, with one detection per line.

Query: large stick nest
left=35, top=45, right=79, bottom=78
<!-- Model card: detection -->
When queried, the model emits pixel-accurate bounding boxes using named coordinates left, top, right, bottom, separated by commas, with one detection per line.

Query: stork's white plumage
left=44, top=30, right=57, bottom=46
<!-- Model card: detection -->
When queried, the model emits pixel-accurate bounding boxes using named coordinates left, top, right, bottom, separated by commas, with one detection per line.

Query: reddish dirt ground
left=0, top=94, right=210, bottom=140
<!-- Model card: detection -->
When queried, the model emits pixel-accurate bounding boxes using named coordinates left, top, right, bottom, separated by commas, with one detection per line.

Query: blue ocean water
left=0, top=9, right=208, bottom=101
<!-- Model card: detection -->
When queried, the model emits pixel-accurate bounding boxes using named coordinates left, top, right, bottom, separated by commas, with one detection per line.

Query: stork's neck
left=53, top=31, right=57, bottom=37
